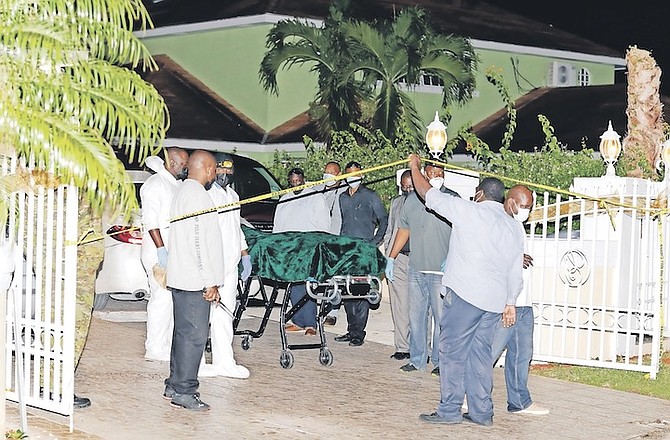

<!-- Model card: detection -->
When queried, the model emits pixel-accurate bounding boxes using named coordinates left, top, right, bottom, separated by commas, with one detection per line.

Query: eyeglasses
left=400, top=185, right=413, bottom=192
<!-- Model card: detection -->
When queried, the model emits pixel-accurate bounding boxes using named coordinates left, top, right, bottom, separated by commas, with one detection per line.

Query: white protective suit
left=140, top=156, right=179, bottom=361
left=198, top=182, right=250, bottom=379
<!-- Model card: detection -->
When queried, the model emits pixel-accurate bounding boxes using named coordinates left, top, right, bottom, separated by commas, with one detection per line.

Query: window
left=577, top=68, right=591, bottom=86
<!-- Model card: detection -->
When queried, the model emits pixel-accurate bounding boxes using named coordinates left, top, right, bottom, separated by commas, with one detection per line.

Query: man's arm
left=388, top=228, right=410, bottom=258
left=408, top=154, right=431, bottom=200
left=370, top=192, right=388, bottom=246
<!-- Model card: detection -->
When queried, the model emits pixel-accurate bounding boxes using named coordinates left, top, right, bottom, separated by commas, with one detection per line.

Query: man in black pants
left=335, top=161, right=388, bottom=346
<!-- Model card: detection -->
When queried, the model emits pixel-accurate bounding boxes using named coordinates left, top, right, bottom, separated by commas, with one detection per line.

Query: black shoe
left=390, top=352, right=410, bottom=360
left=419, top=412, right=461, bottom=425
left=74, top=395, right=91, bottom=409
left=324, top=316, right=337, bottom=326
left=348, top=337, right=364, bottom=346
left=463, top=413, right=493, bottom=427
left=431, top=366, right=440, bottom=377
left=170, top=393, right=210, bottom=411
left=400, top=363, right=419, bottom=372
left=334, top=333, right=352, bottom=342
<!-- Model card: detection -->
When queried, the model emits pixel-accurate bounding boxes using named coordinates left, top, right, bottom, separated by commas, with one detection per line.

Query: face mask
left=204, top=179, right=214, bottom=191
left=323, top=173, right=337, bottom=186
left=402, top=190, right=411, bottom=197
left=514, top=207, right=530, bottom=223
left=429, top=177, right=444, bottom=189
left=175, top=167, right=188, bottom=181
left=215, top=173, right=230, bottom=188
left=346, top=177, right=361, bottom=188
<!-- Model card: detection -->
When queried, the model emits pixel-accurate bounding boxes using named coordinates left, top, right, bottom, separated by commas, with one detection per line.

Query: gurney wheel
left=368, top=289, right=381, bottom=305
left=241, top=335, right=252, bottom=351
left=319, top=348, right=333, bottom=366
left=330, top=290, right=341, bottom=305
left=279, top=351, right=294, bottom=369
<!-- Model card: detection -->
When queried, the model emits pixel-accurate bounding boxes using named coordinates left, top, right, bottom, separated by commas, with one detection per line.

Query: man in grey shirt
left=387, top=163, right=459, bottom=376
left=335, top=161, right=388, bottom=346
left=409, top=154, right=525, bottom=427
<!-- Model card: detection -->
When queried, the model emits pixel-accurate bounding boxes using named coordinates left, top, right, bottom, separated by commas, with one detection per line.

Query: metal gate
left=527, top=177, right=666, bottom=378
left=3, top=157, right=79, bottom=429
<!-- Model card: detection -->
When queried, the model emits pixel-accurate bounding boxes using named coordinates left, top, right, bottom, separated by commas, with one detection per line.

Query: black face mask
left=175, top=167, right=188, bottom=181
left=215, top=173, right=231, bottom=188
left=204, top=179, right=214, bottom=191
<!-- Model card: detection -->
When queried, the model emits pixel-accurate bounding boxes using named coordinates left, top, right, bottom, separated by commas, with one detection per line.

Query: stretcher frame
left=233, top=273, right=382, bottom=369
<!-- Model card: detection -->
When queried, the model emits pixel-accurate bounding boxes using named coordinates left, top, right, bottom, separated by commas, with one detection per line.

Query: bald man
left=410, top=154, right=525, bottom=427
left=491, top=185, right=549, bottom=416
left=140, top=146, right=189, bottom=361
left=164, top=150, right=222, bottom=411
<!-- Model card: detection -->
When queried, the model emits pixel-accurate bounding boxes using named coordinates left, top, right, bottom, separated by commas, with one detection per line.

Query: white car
left=93, top=152, right=281, bottom=310
left=93, top=170, right=151, bottom=310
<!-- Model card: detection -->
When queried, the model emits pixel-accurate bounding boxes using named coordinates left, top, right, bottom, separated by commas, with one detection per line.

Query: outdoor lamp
left=599, top=120, right=622, bottom=177
left=661, top=138, right=670, bottom=181
left=425, top=111, right=447, bottom=159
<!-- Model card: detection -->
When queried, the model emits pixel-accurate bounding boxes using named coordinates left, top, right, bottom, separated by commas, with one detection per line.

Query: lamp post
left=599, top=120, right=622, bottom=177
left=425, top=111, right=447, bottom=159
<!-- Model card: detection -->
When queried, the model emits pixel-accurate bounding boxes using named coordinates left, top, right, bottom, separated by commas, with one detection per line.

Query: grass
left=530, top=351, right=670, bottom=400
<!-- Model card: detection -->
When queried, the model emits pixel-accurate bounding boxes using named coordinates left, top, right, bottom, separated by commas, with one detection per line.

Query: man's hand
left=523, top=253, right=534, bottom=269
left=156, top=246, right=168, bottom=268
left=241, top=255, right=252, bottom=282
left=385, top=257, right=395, bottom=283
left=502, top=304, right=516, bottom=328
left=203, top=286, right=220, bottom=303
left=408, top=153, right=422, bottom=170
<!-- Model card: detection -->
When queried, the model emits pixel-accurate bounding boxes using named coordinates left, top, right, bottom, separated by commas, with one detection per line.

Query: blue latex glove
left=156, top=246, right=168, bottom=268
left=440, top=258, right=447, bottom=273
left=241, top=255, right=252, bottom=281
left=385, top=257, right=395, bottom=283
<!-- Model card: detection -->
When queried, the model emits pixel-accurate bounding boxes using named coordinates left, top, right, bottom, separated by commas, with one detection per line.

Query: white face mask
left=323, top=173, right=337, bottom=186
left=346, top=177, right=361, bottom=188
left=513, top=207, right=530, bottom=223
left=429, top=177, right=444, bottom=189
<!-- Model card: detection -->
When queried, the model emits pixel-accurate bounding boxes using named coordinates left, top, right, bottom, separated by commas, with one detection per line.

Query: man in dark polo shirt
left=335, top=161, right=388, bottom=347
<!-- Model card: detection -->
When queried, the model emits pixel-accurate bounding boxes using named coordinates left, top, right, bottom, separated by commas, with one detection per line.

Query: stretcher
left=233, top=226, right=386, bottom=368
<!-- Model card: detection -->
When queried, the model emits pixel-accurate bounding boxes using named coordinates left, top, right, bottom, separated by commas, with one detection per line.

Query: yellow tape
left=76, top=154, right=670, bottom=245
left=168, top=158, right=410, bottom=224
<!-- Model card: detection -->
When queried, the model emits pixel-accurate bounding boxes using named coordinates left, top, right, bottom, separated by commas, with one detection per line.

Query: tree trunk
left=621, top=46, right=664, bottom=179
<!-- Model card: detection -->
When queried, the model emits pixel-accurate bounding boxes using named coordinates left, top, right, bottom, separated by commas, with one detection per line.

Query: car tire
left=93, top=293, right=109, bottom=310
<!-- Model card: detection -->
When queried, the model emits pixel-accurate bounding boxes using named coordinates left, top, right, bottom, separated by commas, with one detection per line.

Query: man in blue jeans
left=386, top=163, right=458, bottom=375
left=490, top=185, right=549, bottom=416
left=409, top=154, right=527, bottom=427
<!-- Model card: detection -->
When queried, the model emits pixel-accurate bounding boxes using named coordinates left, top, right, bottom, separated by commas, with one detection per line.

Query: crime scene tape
left=77, top=154, right=670, bottom=246
left=167, top=158, right=411, bottom=224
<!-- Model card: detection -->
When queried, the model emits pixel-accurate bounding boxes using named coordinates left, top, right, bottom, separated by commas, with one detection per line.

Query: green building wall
left=141, top=19, right=617, bottom=154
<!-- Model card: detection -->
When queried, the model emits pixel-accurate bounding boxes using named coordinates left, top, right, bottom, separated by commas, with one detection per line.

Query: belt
left=399, top=250, right=410, bottom=256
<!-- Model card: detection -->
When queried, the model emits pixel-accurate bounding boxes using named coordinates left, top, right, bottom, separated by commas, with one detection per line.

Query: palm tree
left=0, top=0, right=169, bottom=221
left=259, top=0, right=368, bottom=142
left=340, top=7, right=478, bottom=144
left=0, top=0, right=168, bottom=369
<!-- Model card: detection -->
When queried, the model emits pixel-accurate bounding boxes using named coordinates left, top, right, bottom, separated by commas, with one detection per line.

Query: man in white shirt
left=164, top=150, right=223, bottom=412
left=140, top=147, right=188, bottom=362
left=273, top=167, right=330, bottom=335
left=199, top=154, right=252, bottom=379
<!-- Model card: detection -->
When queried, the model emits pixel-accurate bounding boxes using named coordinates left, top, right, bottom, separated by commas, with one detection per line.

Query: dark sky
left=490, top=2, right=670, bottom=95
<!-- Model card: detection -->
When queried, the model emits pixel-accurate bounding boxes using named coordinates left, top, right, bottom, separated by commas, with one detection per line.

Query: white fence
left=3, top=157, right=79, bottom=429
left=527, top=177, right=666, bottom=378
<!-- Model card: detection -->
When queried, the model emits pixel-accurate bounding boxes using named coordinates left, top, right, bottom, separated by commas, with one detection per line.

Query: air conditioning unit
left=549, top=61, right=577, bottom=87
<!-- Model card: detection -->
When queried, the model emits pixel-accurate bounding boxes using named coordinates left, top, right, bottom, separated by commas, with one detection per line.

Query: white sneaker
left=513, top=402, right=549, bottom=415
left=198, top=364, right=250, bottom=379
left=220, top=365, right=250, bottom=379
left=461, top=395, right=468, bottom=412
